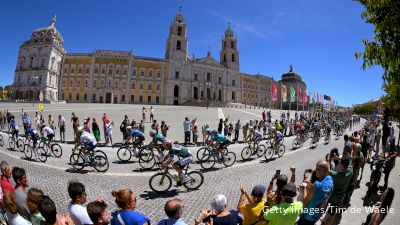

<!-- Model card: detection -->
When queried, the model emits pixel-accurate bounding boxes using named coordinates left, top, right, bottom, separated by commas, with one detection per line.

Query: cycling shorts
left=174, top=156, right=193, bottom=169
left=133, top=136, right=145, bottom=145
left=47, top=133, right=54, bottom=142
left=218, top=140, right=230, bottom=149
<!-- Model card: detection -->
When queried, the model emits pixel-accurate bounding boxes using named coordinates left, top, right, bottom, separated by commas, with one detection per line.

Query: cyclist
left=125, top=126, right=145, bottom=157
left=312, top=119, right=321, bottom=140
left=209, top=130, right=230, bottom=162
left=271, top=127, right=283, bottom=149
left=160, top=140, right=193, bottom=183
left=9, top=116, right=19, bottom=141
left=325, top=122, right=332, bottom=137
left=42, top=126, right=55, bottom=156
left=26, top=125, right=40, bottom=160
left=149, top=129, right=166, bottom=161
left=76, top=126, right=97, bottom=165
left=250, top=129, right=263, bottom=155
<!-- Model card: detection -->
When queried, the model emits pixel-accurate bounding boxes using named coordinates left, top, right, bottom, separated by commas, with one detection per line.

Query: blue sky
left=0, top=0, right=384, bottom=106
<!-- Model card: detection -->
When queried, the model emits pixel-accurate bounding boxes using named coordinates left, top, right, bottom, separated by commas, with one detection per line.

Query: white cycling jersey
left=43, top=126, right=54, bottom=134
left=80, top=131, right=97, bottom=145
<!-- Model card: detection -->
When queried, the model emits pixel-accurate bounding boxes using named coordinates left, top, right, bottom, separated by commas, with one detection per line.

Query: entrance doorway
left=105, top=93, right=112, bottom=103
left=174, top=85, right=179, bottom=105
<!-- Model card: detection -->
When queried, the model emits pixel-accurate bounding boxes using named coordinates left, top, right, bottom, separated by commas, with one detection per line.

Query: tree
left=355, top=0, right=400, bottom=119
left=5, top=85, right=12, bottom=99
left=0, top=86, right=3, bottom=99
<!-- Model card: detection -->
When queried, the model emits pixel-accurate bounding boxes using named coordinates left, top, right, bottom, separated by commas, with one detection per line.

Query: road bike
left=264, top=141, right=285, bottom=160
left=38, top=137, right=63, bottom=158
left=149, top=163, right=204, bottom=193
left=8, top=134, right=25, bottom=151
left=116, top=142, right=157, bottom=169
left=199, top=146, right=236, bottom=169
left=310, top=132, right=321, bottom=148
left=241, top=141, right=267, bottom=160
left=0, top=133, right=3, bottom=147
left=292, top=133, right=306, bottom=149
left=23, top=141, right=47, bottom=162
left=69, top=145, right=109, bottom=172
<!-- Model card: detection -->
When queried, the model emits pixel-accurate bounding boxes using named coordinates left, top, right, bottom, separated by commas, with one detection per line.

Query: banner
left=290, top=86, right=296, bottom=103
left=303, top=89, right=307, bottom=103
left=323, top=95, right=331, bottom=101
left=319, top=93, right=323, bottom=103
left=313, top=92, right=316, bottom=104
left=38, top=103, right=44, bottom=112
left=330, top=97, right=333, bottom=105
left=298, top=88, right=302, bottom=103
left=272, top=82, right=278, bottom=102
left=281, top=85, right=287, bottom=102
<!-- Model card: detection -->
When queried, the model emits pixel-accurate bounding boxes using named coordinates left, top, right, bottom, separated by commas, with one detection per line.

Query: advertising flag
left=272, top=82, right=278, bottom=102
left=323, top=95, right=331, bottom=101
left=303, top=89, right=307, bottom=103
left=297, top=88, right=302, bottom=103
left=281, top=85, right=287, bottom=102
left=290, top=86, right=296, bottom=103
left=313, top=92, right=316, bottom=104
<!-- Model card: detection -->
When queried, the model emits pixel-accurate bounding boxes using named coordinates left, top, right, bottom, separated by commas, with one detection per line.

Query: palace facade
left=12, top=10, right=307, bottom=108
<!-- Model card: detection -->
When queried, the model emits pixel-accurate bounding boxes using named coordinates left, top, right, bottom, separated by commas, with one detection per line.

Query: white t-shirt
left=80, top=131, right=97, bottom=145
left=43, top=126, right=54, bottom=134
left=6, top=212, right=32, bottom=225
left=68, top=203, right=93, bottom=225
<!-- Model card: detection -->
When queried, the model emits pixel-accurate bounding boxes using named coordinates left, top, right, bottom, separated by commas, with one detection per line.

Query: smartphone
left=305, top=169, right=313, bottom=173
left=275, top=170, right=281, bottom=178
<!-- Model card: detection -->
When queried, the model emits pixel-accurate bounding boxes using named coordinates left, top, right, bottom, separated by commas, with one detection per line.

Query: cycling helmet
left=149, top=130, right=157, bottom=136
left=126, top=126, right=132, bottom=130
left=163, top=140, right=172, bottom=148
left=77, top=126, right=84, bottom=134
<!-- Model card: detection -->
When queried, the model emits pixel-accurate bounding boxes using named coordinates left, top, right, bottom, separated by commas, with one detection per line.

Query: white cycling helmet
left=149, top=130, right=157, bottom=135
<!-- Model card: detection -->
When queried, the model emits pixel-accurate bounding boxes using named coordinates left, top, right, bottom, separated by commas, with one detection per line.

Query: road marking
left=218, top=108, right=226, bottom=120
left=232, top=108, right=262, bottom=118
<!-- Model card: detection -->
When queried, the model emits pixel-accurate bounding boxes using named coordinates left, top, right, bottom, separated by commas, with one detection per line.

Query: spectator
left=218, top=119, right=223, bottom=134
left=87, top=200, right=110, bottom=225
left=102, top=113, right=109, bottom=143
left=326, top=148, right=340, bottom=172
left=193, top=124, right=199, bottom=145
left=223, top=119, right=229, bottom=136
left=120, top=115, right=130, bottom=140
left=2, top=190, right=32, bottom=225
left=0, top=186, right=6, bottom=224
left=351, top=143, right=363, bottom=184
left=362, top=188, right=394, bottom=225
left=205, top=194, right=242, bottom=225
left=342, top=134, right=352, bottom=158
left=105, top=121, right=114, bottom=146
left=161, top=121, right=169, bottom=138
left=158, top=199, right=186, bottom=225
left=191, top=118, right=197, bottom=143
left=150, top=106, right=155, bottom=122
left=183, top=117, right=191, bottom=145
left=383, top=138, right=397, bottom=190
left=262, top=183, right=303, bottom=225
left=297, top=161, right=333, bottom=225
left=39, top=195, right=74, bottom=225
left=0, top=161, right=13, bottom=194
left=12, top=167, right=30, bottom=220
left=243, top=123, right=249, bottom=142
left=26, top=188, right=45, bottom=225
left=237, top=185, right=267, bottom=225
left=227, top=123, right=233, bottom=141
left=71, top=113, right=79, bottom=142
left=201, top=124, right=210, bottom=143
left=58, top=115, right=66, bottom=143
left=142, top=107, right=147, bottom=122
left=151, top=120, right=159, bottom=134
left=67, top=181, right=93, bottom=225
left=375, top=129, right=381, bottom=153
left=92, top=118, right=101, bottom=142
left=234, top=120, right=241, bottom=142
left=110, top=188, right=150, bottom=225
left=321, top=158, right=353, bottom=225
left=84, top=117, right=91, bottom=133
left=139, top=120, right=145, bottom=133
left=266, top=171, right=294, bottom=207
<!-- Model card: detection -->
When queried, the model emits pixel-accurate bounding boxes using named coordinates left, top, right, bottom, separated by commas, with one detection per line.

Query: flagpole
left=289, top=85, right=291, bottom=112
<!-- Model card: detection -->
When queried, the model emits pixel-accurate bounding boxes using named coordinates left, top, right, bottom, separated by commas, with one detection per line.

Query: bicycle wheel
left=51, top=143, right=63, bottom=158
left=95, top=150, right=108, bottom=159
left=199, top=153, right=216, bottom=169
left=117, top=147, right=132, bottom=162
left=37, top=147, right=48, bottom=162
left=0, top=135, right=3, bottom=147
left=264, top=147, right=274, bottom=160
left=241, top=147, right=252, bottom=160
left=149, top=173, right=172, bottom=193
left=8, top=137, right=15, bottom=149
left=277, top=145, right=285, bottom=157
left=256, top=144, right=266, bottom=157
left=138, top=148, right=156, bottom=169
left=196, top=147, right=209, bottom=161
left=70, top=153, right=85, bottom=170
left=93, top=155, right=109, bottom=172
left=223, top=151, right=236, bottom=167
left=24, top=144, right=32, bottom=159
left=17, top=139, right=24, bottom=152
left=183, top=171, right=204, bottom=190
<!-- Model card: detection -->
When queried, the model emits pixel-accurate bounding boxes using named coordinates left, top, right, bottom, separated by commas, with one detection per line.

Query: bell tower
left=220, top=23, right=239, bottom=71
left=165, top=7, right=188, bottom=61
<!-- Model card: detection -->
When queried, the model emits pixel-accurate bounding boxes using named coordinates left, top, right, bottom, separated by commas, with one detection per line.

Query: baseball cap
left=251, top=185, right=266, bottom=197
left=281, top=183, right=297, bottom=198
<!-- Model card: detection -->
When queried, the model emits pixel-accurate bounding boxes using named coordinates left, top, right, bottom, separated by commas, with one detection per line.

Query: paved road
left=0, top=104, right=399, bottom=225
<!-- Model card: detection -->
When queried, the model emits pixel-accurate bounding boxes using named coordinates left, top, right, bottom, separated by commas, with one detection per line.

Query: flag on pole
left=297, top=88, right=302, bottom=103
left=323, top=95, right=331, bottom=101
left=303, top=89, right=307, bottom=103
left=290, top=86, right=296, bottom=103
left=330, top=97, right=333, bottom=105
left=319, top=93, right=323, bottom=103
left=272, top=82, right=278, bottom=102
left=313, top=92, right=316, bottom=104
left=281, top=85, right=287, bottom=102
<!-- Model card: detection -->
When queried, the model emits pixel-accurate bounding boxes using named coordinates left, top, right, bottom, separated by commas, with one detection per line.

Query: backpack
left=120, top=122, right=126, bottom=132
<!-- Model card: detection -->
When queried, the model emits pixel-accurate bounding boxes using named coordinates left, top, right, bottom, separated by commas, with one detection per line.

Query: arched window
left=177, top=26, right=182, bottom=36
left=176, top=40, right=181, bottom=50
left=29, top=57, right=34, bottom=68
left=207, top=73, right=211, bottom=82
left=223, top=54, right=226, bottom=62
left=232, top=53, right=235, bottom=62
